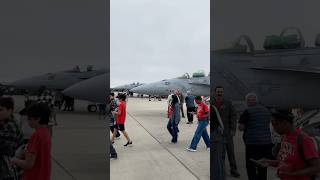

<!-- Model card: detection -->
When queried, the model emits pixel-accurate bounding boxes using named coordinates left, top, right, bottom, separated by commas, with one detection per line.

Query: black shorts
left=115, top=124, right=125, bottom=131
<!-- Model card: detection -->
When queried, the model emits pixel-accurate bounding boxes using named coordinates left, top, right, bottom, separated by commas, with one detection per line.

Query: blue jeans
left=190, top=120, right=210, bottom=149
left=167, top=120, right=178, bottom=142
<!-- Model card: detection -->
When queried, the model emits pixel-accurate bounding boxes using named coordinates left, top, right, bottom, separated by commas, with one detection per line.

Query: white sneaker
left=207, top=147, right=210, bottom=151
left=186, top=147, right=197, bottom=152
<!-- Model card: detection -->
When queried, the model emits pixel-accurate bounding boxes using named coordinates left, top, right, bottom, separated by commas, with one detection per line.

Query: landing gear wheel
left=88, top=105, right=97, bottom=112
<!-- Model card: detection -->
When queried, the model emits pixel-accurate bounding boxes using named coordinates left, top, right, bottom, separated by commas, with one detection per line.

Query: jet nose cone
left=62, top=85, right=82, bottom=99
left=130, top=86, right=144, bottom=94
left=112, top=85, right=127, bottom=91
left=112, top=85, right=121, bottom=90
left=131, top=83, right=170, bottom=96
left=63, top=74, right=107, bottom=103
left=9, top=79, right=37, bottom=90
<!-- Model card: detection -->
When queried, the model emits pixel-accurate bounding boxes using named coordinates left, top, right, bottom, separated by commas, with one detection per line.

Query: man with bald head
left=238, top=93, right=273, bottom=180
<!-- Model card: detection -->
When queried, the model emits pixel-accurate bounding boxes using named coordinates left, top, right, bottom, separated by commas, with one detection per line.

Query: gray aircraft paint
left=130, top=75, right=210, bottom=96
left=64, top=72, right=209, bottom=104
left=212, top=34, right=320, bottom=109
left=112, top=82, right=144, bottom=92
left=63, top=73, right=108, bottom=104
left=9, top=67, right=107, bottom=91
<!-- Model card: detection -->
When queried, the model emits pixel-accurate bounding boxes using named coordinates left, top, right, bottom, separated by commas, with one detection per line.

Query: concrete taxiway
left=111, top=97, right=280, bottom=180
left=51, top=111, right=107, bottom=180
left=9, top=95, right=282, bottom=180
left=111, top=98, right=210, bottom=180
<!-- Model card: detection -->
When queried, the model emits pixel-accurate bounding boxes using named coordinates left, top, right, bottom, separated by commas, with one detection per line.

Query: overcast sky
left=110, top=0, right=210, bottom=87
left=0, top=0, right=107, bottom=83
left=1, top=0, right=319, bottom=88
left=212, top=0, right=320, bottom=50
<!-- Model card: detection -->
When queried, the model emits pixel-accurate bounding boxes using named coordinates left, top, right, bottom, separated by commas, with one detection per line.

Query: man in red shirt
left=11, top=103, right=51, bottom=180
left=259, top=109, right=320, bottom=180
left=187, top=96, right=210, bottom=152
left=111, top=93, right=132, bottom=146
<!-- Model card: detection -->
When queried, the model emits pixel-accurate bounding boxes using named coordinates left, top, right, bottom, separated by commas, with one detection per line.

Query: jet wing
left=251, top=66, right=320, bottom=74
left=187, top=82, right=210, bottom=86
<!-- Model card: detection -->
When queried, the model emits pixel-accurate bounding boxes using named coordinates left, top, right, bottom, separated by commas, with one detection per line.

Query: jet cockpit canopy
left=177, top=73, right=190, bottom=79
left=215, top=34, right=255, bottom=54
left=263, top=27, right=305, bottom=50
left=72, top=65, right=81, bottom=72
left=87, top=65, right=93, bottom=72
left=192, top=70, right=205, bottom=78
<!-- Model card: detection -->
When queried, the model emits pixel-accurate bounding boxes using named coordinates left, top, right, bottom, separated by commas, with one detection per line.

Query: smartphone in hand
left=250, top=158, right=270, bottom=167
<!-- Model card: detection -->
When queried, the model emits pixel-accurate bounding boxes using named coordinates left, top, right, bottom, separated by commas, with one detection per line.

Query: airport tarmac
left=111, top=97, right=280, bottom=180
left=111, top=98, right=210, bottom=180
left=50, top=111, right=107, bottom=180
left=9, top=95, right=281, bottom=180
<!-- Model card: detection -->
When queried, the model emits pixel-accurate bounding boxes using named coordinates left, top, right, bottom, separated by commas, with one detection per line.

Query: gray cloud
left=111, top=0, right=210, bottom=86
left=212, top=0, right=320, bottom=50
left=0, top=0, right=107, bottom=83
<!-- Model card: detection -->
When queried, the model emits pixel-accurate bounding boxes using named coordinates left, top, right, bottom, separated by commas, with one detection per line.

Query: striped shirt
left=239, top=105, right=272, bottom=145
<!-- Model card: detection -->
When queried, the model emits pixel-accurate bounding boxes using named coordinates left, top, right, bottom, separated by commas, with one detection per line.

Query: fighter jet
left=62, top=71, right=210, bottom=112
left=130, top=72, right=210, bottom=97
left=9, top=65, right=107, bottom=92
left=63, top=27, right=320, bottom=111
left=212, top=27, right=320, bottom=110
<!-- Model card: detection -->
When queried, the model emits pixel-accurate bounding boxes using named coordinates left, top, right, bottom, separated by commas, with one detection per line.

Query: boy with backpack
left=258, top=109, right=320, bottom=180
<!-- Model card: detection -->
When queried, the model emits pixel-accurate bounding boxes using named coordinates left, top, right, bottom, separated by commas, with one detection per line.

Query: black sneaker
left=124, top=141, right=132, bottom=147
left=230, top=169, right=240, bottom=178
left=110, top=154, right=117, bottom=160
left=115, top=135, right=121, bottom=140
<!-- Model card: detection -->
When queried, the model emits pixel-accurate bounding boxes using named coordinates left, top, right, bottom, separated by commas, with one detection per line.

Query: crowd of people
left=108, top=90, right=211, bottom=164
left=108, top=84, right=320, bottom=180
left=24, top=90, right=74, bottom=113
left=166, top=89, right=211, bottom=151
left=111, top=85, right=320, bottom=180
left=211, top=86, right=320, bottom=180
